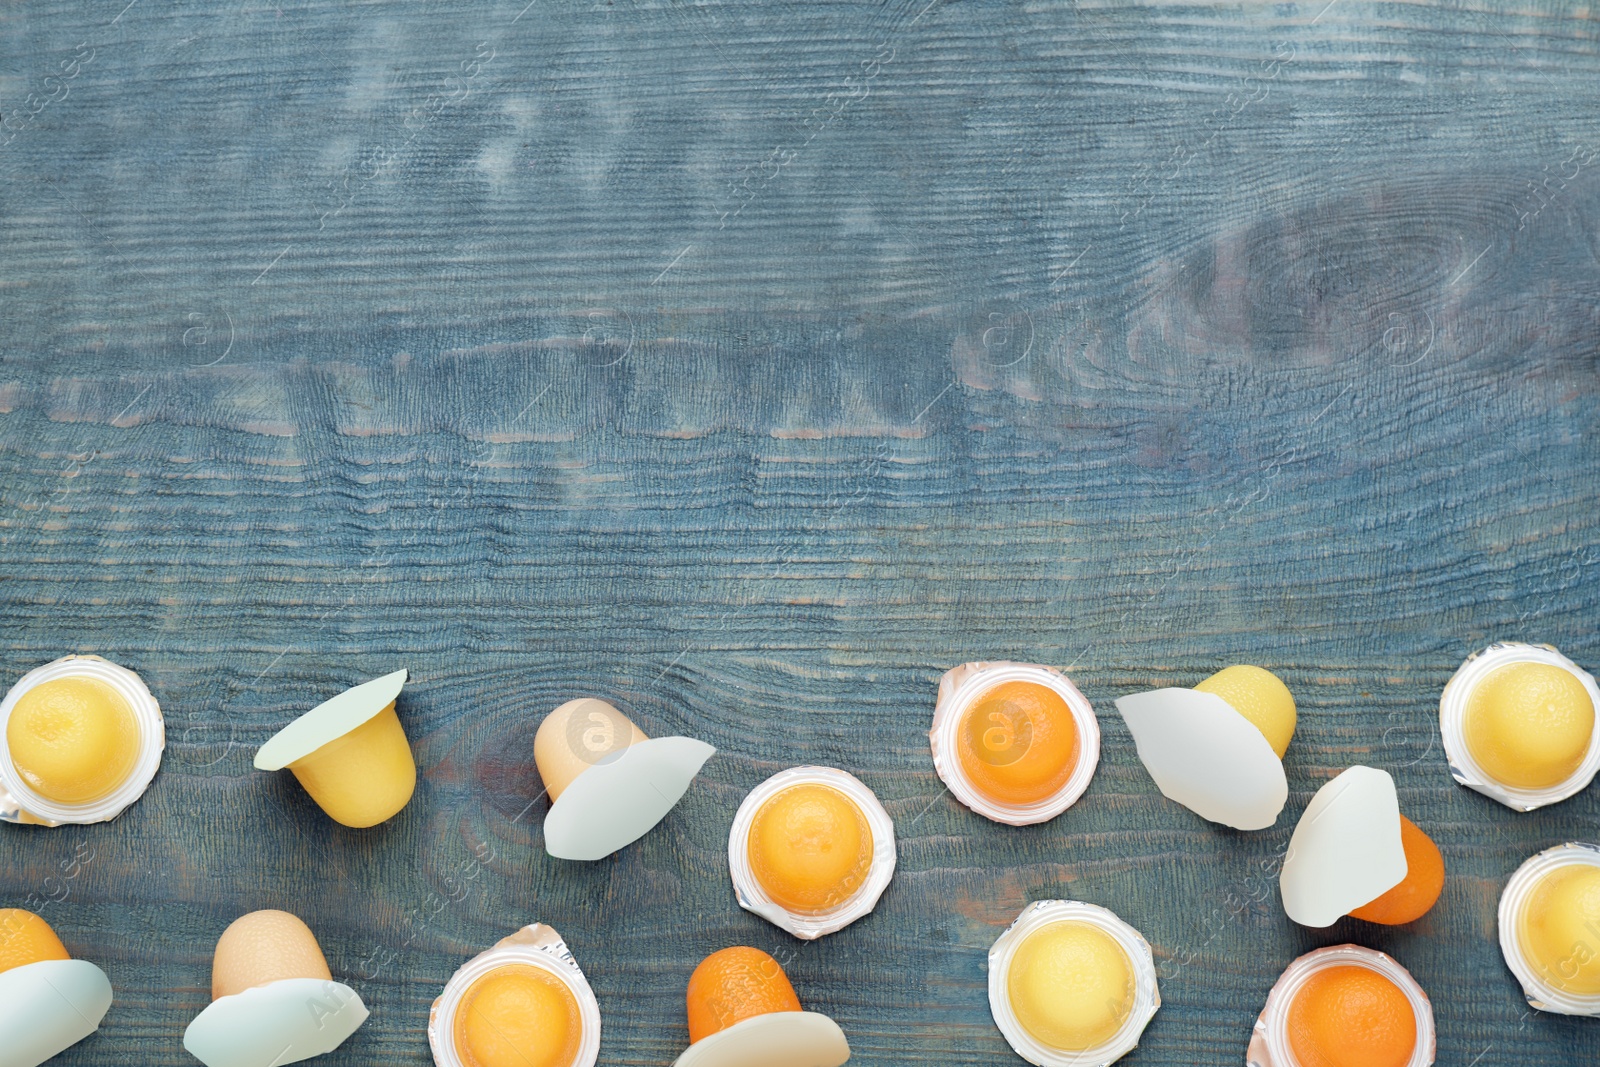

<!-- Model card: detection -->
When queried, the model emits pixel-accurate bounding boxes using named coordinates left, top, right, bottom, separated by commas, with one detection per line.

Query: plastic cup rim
left=987, top=899, right=1160, bottom=1067
left=930, top=662, right=1102, bottom=825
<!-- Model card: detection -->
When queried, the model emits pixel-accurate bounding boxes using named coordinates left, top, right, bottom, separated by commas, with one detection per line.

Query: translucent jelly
left=6, top=676, right=139, bottom=804
left=1465, top=662, right=1594, bottom=789
left=747, top=783, right=874, bottom=914
left=955, top=681, right=1080, bottom=807
left=1286, top=965, right=1416, bottom=1067
left=1006, top=920, right=1134, bottom=1052
left=453, top=964, right=583, bottom=1067
left=1519, top=863, right=1600, bottom=996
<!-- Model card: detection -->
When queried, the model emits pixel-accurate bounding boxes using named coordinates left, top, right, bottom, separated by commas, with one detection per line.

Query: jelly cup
left=728, top=766, right=896, bottom=941
left=254, top=669, right=416, bottom=828
left=184, top=910, right=368, bottom=1067
left=0, top=909, right=113, bottom=1067
left=930, top=661, right=1101, bottom=826
left=988, top=900, right=1159, bottom=1067
left=428, top=923, right=601, bottom=1067
left=1439, top=642, right=1600, bottom=812
left=1246, top=944, right=1435, bottom=1067
left=534, top=697, right=714, bottom=861
left=0, top=654, right=164, bottom=826
left=1497, top=842, right=1600, bottom=1016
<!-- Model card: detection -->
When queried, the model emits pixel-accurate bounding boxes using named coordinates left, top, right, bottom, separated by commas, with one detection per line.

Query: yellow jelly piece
left=747, top=783, right=874, bottom=914
left=1194, top=665, right=1296, bottom=758
left=0, top=909, right=71, bottom=975
left=454, top=964, right=582, bottom=1067
left=6, top=676, right=140, bottom=804
left=287, top=704, right=416, bottom=828
left=1007, top=921, right=1134, bottom=1052
left=1465, top=662, right=1594, bottom=789
left=1520, top=864, right=1600, bottom=995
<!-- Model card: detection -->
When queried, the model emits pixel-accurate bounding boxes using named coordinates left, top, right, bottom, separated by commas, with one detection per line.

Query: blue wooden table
left=2, top=0, right=1598, bottom=1063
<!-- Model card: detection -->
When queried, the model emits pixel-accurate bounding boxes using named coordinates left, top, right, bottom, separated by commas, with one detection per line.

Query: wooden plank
left=2, top=0, right=1598, bottom=1063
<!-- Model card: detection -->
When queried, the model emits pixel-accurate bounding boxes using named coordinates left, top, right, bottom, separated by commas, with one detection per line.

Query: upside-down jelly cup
left=930, top=661, right=1100, bottom=826
left=728, top=766, right=896, bottom=941
left=1498, top=842, right=1600, bottom=1016
left=0, top=655, right=164, bottom=826
left=428, top=923, right=601, bottom=1067
left=988, top=900, right=1159, bottom=1067
left=254, top=670, right=416, bottom=828
left=1440, top=642, right=1600, bottom=812
left=1246, top=945, right=1435, bottom=1067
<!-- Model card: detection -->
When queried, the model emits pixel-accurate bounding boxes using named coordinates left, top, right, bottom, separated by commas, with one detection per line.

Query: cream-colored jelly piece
left=1279, top=766, right=1407, bottom=927
left=673, top=1012, right=850, bottom=1067
left=0, top=958, right=113, bottom=1067
left=536, top=698, right=714, bottom=861
left=0, top=655, right=165, bottom=827
left=1114, top=688, right=1287, bottom=830
left=254, top=670, right=415, bottom=827
left=428, top=923, right=601, bottom=1067
left=184, top=978, right=368, bottom=1067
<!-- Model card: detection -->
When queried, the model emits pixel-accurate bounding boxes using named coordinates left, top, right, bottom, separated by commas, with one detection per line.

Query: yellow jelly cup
left=987, top=900, right=1159, bottom=1067
left=0, top=655, right=164, bottom=826
left=254, top=670, right=416, bottom=828
left=1498, top=842, right=1600, bottom=1017
left=1439, top=643, right=1600, bottom=812
left=1246, top=944, right=1435, bottom=1067
left=427, top=923, right=601, bottom=1067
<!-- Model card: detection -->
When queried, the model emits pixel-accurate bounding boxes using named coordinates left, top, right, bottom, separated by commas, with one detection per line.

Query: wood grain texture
left=1, top=0, right=1598, bottom=1063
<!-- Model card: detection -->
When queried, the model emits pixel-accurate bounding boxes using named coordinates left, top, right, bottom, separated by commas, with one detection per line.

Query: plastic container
left=0, top=654, right=164, bottom=826
left=1497, top=842, right=1600, bottom=1017
left=728, top=766, right=896, bottom=940
left=1439, top=642, right=1600, bottom=812
left=930, top=661, right=1101, bottom=825
left=988, top=900, right=1159, bottom=1067
left=1246, top=944, right=1435, bottom=1067
left=428, top=923, right=601, bottom=1067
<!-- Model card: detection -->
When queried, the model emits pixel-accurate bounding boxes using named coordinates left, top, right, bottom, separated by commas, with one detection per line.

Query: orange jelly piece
left=1287, top=965, right=1417, bottom=1067
left=748, top=783, right=874, bottom=914
left=686, top=946, right=803, bottom=1043
left=1348, top=816, right=1445, bottom=925
left=0, top=909, right=70, bottom=974
left=453, top=964, right=582, bottom=1067
left=955, top=681, right=1080, bottom=806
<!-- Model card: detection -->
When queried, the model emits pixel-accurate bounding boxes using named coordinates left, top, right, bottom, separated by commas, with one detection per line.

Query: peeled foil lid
left=1114, top=688, right=1287, bottom=831
left=183, top=978, right=367, bottom=1067
left=255, top=670, right=408, bottom=770
left=544, top=736, right=715, bottom=861
left=0, top=655, right=165, bottom=827
left=672, top=1011, right=850, bottom=1067
left=0, top=958, right=113, bottom=1067
left=1279, top=766, right=1407, bottom=927
left=428, top=923, right=601, bottom=1067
